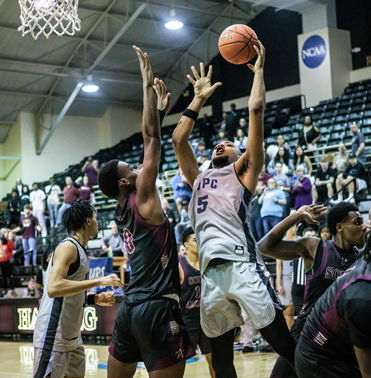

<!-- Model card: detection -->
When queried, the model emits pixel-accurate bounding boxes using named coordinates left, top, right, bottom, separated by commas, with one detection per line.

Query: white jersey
left=33, top=237, right=89, bottom=352
left=189, top=163, right=257, bottom=275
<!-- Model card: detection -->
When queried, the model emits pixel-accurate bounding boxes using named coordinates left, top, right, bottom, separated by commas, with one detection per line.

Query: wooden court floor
left=0, top=342, right=278, bottom=377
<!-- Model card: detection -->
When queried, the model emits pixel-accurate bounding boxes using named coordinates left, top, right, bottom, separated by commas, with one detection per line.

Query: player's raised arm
left=172, top=63, right=222, bottom=188
left=235, top=42, right=266, bottom=193
left=258, top=205, right=327, bottom=265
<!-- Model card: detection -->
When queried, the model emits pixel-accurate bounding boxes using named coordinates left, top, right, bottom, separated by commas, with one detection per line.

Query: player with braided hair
left=33, top=200, right=122, bottom=378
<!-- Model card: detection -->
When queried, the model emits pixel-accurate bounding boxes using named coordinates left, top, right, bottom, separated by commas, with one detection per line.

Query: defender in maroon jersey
left=258, top=202, right=368, bottom=378
left=98, top=47, right=194, bottom=378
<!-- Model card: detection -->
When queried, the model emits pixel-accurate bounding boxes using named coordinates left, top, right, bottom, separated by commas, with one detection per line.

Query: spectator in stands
left=24, top=278, right=36, bottom=297
left=226, top=103, right=239, bottom=140
left=331, top=154, right=368, bottom=204
left=259, top=178, right=286, bottom=234
left=332, top=143, right=349, bottom=174
left=78, top=176, right=95, bottom=205
left=267, top=135, right=293, bottom=160
left=297, top=115, right=322, bottom=152
left=45, top=177, right=61, bottom=228
left=12, top=205, right=42, bottom=266
left=293, top=146, right=313, bottom=176
left=199, top=113, right=216, bottom=150
left=220, top=112, right=227, bottom=130
left=161, top=199, right=176, bottom=228
left=239, top=117, right=247, bottom=131
left=30, top=183, right=47, bottom=237
left=178, top=244, right=188, bottom=257
left=82, top=157, right=100, bottom=185
left=20, top=185, right=30, bottom=212
left=171, top=169, right=193, bottom=215
left=350, top=123, right=366, bottom=165
left=194, top=141, right=208, bottom=164
left=274, top=162, right=292, bottom=219
left=291, top=166, right=313, bottom=209
left=101, top=224, right=125, bottom=257
left=250, top=188, right=263, bottom=241
left=233, top=128, right=248, bottom=150
left=8, top=230, right=23, bottom=265
left=267, top=147, right=293, bottom=176
left=319, top=225, right=331, bottom=241
left=0, top=232, right=15, bottom=291
left=56, top=176, right=80, bottom=226
left=199, top=153, right=212, bottom=172
left=7, top=190, right=21, bottom=228
left=175, top=200, right=191, bottom=243
left=312, top=156, right=335, bottom=204
left=214, top=130, right=228, bottom=146
left=257, top=165, right=272, bottom=189
left=13, top=178, right=23, bottom=196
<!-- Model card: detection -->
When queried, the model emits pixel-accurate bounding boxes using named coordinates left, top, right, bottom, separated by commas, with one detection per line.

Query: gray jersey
left=33, top=237, right=89, bottom=352
left=189, top=163, right=257, bottom=275
left=282, top=260, right=294, bottom=281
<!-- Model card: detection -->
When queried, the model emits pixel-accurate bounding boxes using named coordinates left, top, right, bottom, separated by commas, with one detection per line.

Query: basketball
left=218, top=24, right=259, bottom=65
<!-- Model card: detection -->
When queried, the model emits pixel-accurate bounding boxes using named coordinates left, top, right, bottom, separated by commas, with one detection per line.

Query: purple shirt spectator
left=63, top=185, right=80, bottom=204
left=19, top=215, right=39, bottom=239
left=292, top=176, right=312, bottom=209
left=79, top=185, right=94, bottom=201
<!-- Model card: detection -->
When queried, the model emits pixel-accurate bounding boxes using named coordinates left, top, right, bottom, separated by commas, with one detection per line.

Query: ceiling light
left=165, top=20, right=183, bottom=30
left=82, top=84, right=99, bottom=93
left=351, top=47, right=361, bottom=53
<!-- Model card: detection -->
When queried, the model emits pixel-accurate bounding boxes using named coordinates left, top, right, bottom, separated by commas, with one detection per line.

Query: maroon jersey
left=114, top=192, right=180, bottom=305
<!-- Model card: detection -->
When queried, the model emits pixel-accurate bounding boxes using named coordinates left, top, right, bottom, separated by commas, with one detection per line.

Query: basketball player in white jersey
left=33, top=200, right=122, bottom=378
left=172, top=42, right=297, bottom=377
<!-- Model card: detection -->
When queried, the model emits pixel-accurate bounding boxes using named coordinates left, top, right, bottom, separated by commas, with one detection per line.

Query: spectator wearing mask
left=175, top=200, right=191, bottom=243
left=0, top=232, right=15, bottom=291
left=101, top=224, right=126, bottom=257
left=45, top=177, right=61, bottom=228
left=171, top=170, right=193, bottom=215
left=273, top=162, right=292, bottom=219
left=13, top=178, right=23, bottom=196
left=350, top=123, right=366, bottom=165
left=12, top=205, right=42, bottom=266
left=78, top=176, right=95, bottom=205
left=82, top=157, right=100, bottom=185
left=8, top=230, right=23, bottom=265
left=297, top=115, right=322, bottom=152
left=293, top=146, right=312, bottom=176
left=20, top=185, right=30, bottom=212
left=331, top=154, right=368, bottom=204
left=291, top=166, right=312, bottom=209
left=30, top=183, right=47, bottom=237
left=161, top=199, right=176, bottom=228
left=312, top=156, right=335, bottom=204
left=267, top=135, right=293, bottom=160
left=259, top=178, right=286, bottom=234
left=233, top=128, right=248, bottom=151
left=199, top=113, right=216, bottom=150
left=332, top=143, right=349, bottom=174
left=56, top=176, right=80, bottom=226
left=7, top=190, right=21, bottom=228
left=267, top=146, right=294, bottom=176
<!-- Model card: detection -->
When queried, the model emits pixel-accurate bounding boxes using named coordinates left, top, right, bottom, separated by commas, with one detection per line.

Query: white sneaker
left=330, top=198, right=341, bottom=204
left=345, top=196, right=355, bottom=203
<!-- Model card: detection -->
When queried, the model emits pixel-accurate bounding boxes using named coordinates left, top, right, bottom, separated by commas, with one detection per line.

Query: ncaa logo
left=302, top=35, right=326, bottom=69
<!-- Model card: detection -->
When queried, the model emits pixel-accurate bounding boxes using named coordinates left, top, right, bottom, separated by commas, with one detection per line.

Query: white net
left=18, top=0, right=81, bottom=40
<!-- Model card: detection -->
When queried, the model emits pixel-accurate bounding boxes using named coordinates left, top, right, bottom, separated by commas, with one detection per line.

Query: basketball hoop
left=18, top=0, right=81, bottom=40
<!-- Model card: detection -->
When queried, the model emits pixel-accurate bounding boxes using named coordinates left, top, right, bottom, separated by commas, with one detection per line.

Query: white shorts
left=34, top=345, right=85, bottom=378
left=357, top=178, right=367, bottom=192
left=277, top=278, right=293, bottom=306
left=200, top=261, right=276, bottom=338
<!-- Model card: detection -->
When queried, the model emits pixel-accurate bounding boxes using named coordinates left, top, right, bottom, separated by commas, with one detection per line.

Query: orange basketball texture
left=218, top=24, right=259, bottom=65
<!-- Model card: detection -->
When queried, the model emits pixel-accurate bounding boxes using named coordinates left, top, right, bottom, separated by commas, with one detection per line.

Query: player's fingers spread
left=200, top=62, right=205, bottom=78
left=187, top=74, right=196, bottom=85
left=207, top=65, right=213, bottom=79
left=191, top=66, right=200, bottom=80
left=247, top=63, right=254, bottom=71
left=212, top=82, right=222, bottom=90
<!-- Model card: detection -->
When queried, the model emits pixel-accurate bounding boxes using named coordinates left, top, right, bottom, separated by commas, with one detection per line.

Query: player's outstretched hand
left=297, top=204, right=327, bottom=226
left=247, top=41, right=265, bottom=73
left=99, top=274, right=123, bottom=288
left=133, top=45, right=153, bottom=87
left=153, top=78, right=171, bottom=113
left=187, top=63, right=222, bottom=100
left=95, top=292, right=115, bottom=307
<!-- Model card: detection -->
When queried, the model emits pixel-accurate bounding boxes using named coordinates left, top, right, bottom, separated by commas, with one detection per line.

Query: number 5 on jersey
left=197, top=195, right=209, bottom=214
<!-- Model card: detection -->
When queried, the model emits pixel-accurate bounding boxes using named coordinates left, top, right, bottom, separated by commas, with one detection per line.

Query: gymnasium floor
left=0, top=342, right=278, bottom=378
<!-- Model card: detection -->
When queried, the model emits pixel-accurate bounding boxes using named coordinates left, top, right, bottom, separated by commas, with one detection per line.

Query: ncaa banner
left=89, top=257, right=113, bottom=292
left=301, top=35, right=327, bottom=69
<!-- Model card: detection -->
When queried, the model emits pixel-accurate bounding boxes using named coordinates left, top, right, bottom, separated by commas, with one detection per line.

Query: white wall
left=350, top=66, right=371, bottom=83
